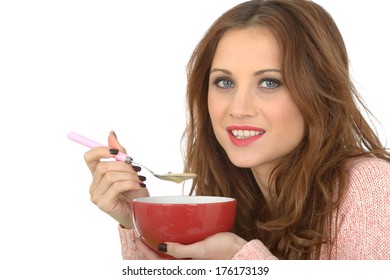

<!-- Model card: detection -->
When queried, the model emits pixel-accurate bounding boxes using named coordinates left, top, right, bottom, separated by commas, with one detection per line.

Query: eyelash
left=259, top=78, right=281, bottom=89
left=213, top=77, right=234, bottom=89
left=212, top=77, right=282, bottom=89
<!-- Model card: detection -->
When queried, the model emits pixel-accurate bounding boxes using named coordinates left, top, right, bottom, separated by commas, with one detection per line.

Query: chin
left=229, top=157, right=256, bottom=169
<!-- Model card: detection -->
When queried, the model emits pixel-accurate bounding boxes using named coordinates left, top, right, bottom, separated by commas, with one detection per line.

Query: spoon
left=67, top=132, right=197, bottom=184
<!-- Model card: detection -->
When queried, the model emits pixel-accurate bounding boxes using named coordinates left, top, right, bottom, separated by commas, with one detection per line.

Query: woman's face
left=208, top=27, right=305, bottom=184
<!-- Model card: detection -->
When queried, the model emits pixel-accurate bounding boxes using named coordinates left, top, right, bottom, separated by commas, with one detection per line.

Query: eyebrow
left=210, top=68, right=281, bottom=76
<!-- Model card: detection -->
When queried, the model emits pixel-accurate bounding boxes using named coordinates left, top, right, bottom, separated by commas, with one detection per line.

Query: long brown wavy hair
left=182, top=0, right=390, bottom=259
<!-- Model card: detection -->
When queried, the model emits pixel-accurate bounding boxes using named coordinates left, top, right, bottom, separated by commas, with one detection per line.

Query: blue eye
left=215, top=78, right=235, bottom=89
left=259, top=79, right=280, bottom=89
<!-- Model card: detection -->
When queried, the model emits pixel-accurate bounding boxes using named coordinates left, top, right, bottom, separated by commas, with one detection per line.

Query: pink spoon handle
left=67, top=132, right=132, bottom=163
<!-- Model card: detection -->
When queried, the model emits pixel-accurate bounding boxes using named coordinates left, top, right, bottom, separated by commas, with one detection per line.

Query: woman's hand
left=135, top=232, right=247, bottom=260
left=84, top=131, right=149, bottom=229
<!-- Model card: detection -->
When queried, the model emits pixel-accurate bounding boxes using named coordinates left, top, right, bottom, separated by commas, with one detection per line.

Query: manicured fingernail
left=110, top=130, right=117, bottom=138
left=138, top=175, right=146, bottom=182
left=109, top=148, right=119, bottom=155
left=132, top=166, right=142, bottom=172
left=139, top=183, right=147, bottom=188
left=158, top=243, right=167, bottom=252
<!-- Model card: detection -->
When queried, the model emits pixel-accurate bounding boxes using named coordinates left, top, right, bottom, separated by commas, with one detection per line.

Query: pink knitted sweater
left=119, top=158, right=390, bottom=260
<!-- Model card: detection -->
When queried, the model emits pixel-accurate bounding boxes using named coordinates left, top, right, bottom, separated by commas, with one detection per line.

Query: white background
left=0, top=1, right=389, bottom=279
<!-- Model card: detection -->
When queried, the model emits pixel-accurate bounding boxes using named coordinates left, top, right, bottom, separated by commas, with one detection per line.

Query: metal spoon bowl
left=132, top=161, right=197, bottom=184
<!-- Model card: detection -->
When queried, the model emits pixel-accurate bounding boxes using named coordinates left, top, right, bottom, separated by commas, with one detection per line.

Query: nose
left=228, top=87, right=257, bottom=119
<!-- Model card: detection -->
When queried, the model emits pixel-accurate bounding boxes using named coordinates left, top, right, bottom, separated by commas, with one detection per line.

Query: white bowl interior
left=133, top=196, right=235, bottom=204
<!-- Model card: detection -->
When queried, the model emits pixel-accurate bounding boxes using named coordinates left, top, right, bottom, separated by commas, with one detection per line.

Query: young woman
left=84, top=0, right=390, bottom=259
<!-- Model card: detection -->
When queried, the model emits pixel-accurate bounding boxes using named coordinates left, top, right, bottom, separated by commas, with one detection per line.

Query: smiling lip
left=226, top=125, right=265, bottom=147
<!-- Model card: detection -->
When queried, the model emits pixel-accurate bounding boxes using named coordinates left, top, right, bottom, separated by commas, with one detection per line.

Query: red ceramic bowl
left=132, top=196, right=236, bottom=258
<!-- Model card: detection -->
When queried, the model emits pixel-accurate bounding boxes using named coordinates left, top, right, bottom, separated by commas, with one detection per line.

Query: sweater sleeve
left=118, top=225, right=146, bottom=260
left=331, top=158, right=390, bottom=259
left=231, top=239, right=278, bottom=260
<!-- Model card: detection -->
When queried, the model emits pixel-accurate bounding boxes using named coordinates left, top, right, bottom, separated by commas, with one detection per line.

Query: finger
left=91, top=160, right=141, bottom=187
left=158, top=242, right=205, bottom=260
left=108, top=131, right=127, bottom=154
left=93, top=160, right=140, bottom=179
left=92, top=180, right=147, bottom=210
left=100, top=161, right=142, bottom=176
left=84, top=146, right=119, bottom=174
left=84, top=131, right=129, bottom=174
left=134, top=238, right=163, bottom=260
left=91, top=168, right=145, bottom=198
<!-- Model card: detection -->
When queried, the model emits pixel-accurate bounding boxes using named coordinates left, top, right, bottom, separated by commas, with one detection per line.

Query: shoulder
left=333, top=157, right=390, bottom=259
left=339, top=156, right=390, bottom=220
left=345, top=157, right=390, bottom=192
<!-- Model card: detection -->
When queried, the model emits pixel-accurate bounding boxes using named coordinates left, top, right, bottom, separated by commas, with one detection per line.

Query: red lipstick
left=226, top=126, right=265, bottom=147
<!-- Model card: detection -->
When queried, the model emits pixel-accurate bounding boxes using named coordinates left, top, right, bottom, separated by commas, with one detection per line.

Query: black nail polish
left=138, top=175, right=147, bottom=182
left=109, top=148, right=119, bottom=155
left=132, top=166, right=142, bottom=172
left=158, top=243, right=167, bottom=252
left=139, top=183, right=147, bottom=188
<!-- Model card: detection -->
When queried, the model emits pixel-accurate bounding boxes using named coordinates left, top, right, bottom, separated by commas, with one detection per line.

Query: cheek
left=266, top=99, right=305, bottom=141
left=208, top=96, right=229, bottom=146
left=208, top=95, right=222, bottom=125
left=280, top=104, right=305, bottom=140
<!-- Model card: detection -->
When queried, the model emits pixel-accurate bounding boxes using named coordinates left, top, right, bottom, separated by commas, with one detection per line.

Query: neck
left=251, top=168, right=272, bottom=204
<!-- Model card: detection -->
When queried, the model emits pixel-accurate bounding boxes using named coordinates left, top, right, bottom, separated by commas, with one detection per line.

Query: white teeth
left=231, top=130, right=264, bottom=139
